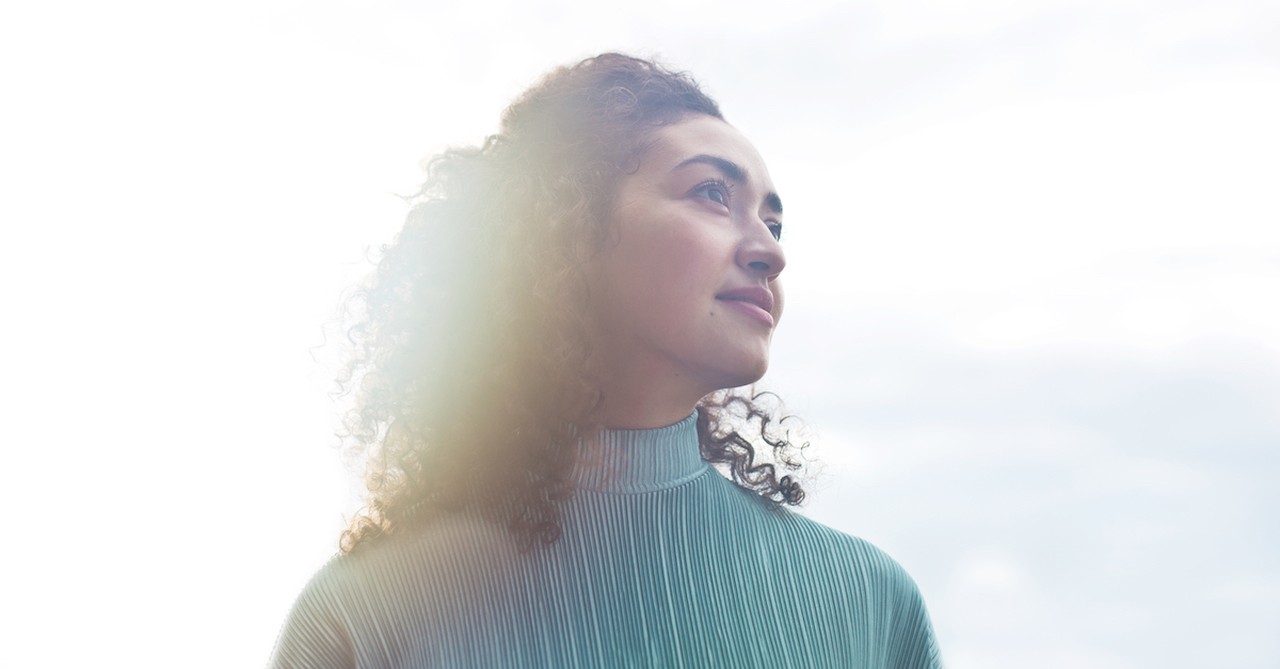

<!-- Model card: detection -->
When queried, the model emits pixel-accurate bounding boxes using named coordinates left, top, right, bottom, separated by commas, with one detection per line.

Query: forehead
left=637, top=116, right=775, bottom=188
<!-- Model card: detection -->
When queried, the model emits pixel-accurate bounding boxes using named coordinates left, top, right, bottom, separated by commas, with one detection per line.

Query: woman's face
left=588, top=115, right=786, bottom=417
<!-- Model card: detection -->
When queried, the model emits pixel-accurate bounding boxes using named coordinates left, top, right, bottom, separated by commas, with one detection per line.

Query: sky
left=2, top=0, right=1278, bottom=667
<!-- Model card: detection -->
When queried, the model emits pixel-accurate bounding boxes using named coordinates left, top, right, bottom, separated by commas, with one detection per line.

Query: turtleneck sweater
left=269, top=413, right=942, bottom=668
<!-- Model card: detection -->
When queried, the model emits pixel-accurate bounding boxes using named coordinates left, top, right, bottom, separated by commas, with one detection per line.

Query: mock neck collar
left=574, top=412, right=707, bottom=493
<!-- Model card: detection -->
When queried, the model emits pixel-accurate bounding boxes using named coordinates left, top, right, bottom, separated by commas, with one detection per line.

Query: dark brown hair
left=339, top=53, right=805, bottom=553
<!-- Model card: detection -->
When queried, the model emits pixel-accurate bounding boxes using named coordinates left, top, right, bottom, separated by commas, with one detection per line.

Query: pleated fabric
left=270, top=413, right=942, bottom=668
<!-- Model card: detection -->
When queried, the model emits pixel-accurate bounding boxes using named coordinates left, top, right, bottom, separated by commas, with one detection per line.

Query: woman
left=271, top=53, right=942, bottom=668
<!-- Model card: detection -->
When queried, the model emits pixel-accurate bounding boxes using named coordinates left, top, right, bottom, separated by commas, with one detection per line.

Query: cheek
left=600, top=203, right=728, bottom=320
left=641, top=252, right=713, bottom=320
left=621, top=227, right=714, bottom=289
left=590, top=241, right=703, bottom=328
left=659, top=246, right=725, bottom=317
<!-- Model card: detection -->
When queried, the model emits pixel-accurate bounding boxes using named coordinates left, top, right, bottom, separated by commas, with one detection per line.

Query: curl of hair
left=337, top=53, right=807, bottom=554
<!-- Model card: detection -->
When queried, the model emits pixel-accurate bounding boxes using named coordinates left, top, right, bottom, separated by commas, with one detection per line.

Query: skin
left=588, top=115, right=786, bottom=429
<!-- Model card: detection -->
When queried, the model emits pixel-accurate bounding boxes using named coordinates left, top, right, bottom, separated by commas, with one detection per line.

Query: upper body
left=271, top=414, right=942, bottom=668
left=271, top=53, right=943, bottom=668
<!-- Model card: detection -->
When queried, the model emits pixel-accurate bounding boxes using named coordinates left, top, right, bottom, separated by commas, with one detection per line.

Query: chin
left=705, top=356, right=770, bottom=393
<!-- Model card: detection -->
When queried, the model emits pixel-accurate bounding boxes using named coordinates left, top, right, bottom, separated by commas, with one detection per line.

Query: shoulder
left=781, top=507, right=924, bottom=593
left=269, top=514, right=520, bottom=668
left=703, top=477, right=944, bottom=666
left=268, top=552, right=355, bottom=669
left=706, top=476, right=915, bottom=572
left=701, top=474, right=928, bottom=599
left=766, top=509, right=944, bottom=666
left=306, top=512, right=521, bottom=604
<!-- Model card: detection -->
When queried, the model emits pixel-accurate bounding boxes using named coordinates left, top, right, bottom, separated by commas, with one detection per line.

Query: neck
left=574, top=411, right=706, bottom=491
left=594, top=382, right=704, bottom=430
left=591, top=355, right=712, bottom=429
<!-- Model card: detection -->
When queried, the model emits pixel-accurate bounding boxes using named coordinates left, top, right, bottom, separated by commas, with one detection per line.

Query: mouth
left=715, top=286, right=775, bottom=327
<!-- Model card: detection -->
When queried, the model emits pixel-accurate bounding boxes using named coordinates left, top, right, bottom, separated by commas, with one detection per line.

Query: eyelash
left=692, top=179, right=784, bottom=242
left=693, top=179, right=735, bottom=207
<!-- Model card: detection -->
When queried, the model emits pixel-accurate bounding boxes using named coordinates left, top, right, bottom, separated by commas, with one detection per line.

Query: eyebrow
left=673, top=154, right=784, bottom=215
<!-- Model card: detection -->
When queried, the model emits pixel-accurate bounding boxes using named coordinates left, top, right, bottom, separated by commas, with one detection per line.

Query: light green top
left=270, top=413, right=942, bottom=668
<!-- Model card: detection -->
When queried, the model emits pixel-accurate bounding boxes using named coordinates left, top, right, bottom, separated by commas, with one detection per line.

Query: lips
left=715, top=286, right=775, bottom=326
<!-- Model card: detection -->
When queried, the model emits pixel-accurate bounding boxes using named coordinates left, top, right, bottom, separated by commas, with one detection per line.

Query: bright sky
left=2, top=1, right=1277, bottom=667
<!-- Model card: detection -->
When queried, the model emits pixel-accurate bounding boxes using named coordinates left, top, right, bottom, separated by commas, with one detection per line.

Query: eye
left=766, top=221, right=783, bottom=242
left=692, top=179, right=733, bottom=207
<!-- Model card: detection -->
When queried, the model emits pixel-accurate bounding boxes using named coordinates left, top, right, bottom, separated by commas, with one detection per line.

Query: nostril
left=747, top=261, right=769, bottom=272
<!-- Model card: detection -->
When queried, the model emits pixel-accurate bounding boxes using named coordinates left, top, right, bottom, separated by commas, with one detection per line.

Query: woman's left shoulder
left=769, top=508, right=925, bottom=591
left=769, top=511, right=944, bottom=665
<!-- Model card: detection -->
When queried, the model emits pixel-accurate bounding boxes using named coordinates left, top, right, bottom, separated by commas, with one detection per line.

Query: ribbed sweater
left=269, top=413, right=942, bottom=668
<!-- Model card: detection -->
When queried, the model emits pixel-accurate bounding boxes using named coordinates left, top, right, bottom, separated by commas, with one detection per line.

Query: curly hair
left=338, top=53, right=807, bottom=554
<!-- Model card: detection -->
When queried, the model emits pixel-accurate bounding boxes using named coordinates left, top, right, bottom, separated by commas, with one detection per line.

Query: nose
left=738, top=219, right=786, bottom=279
